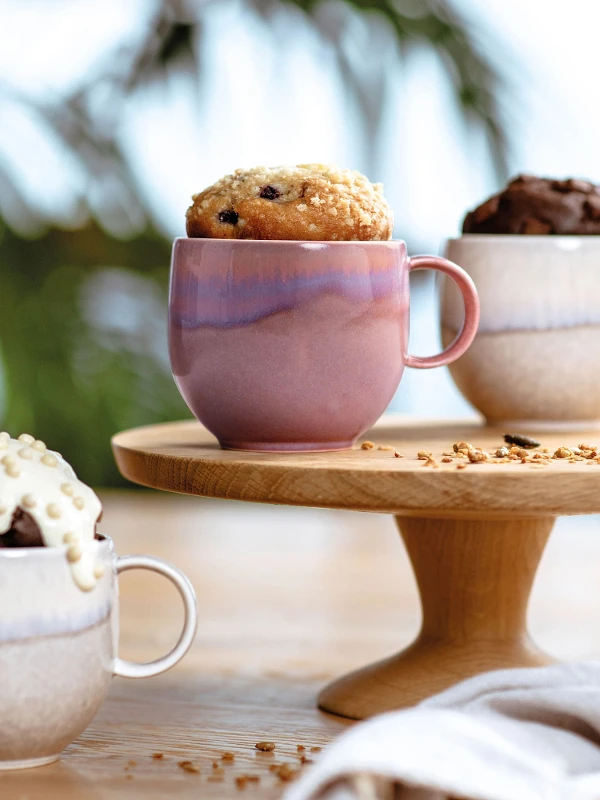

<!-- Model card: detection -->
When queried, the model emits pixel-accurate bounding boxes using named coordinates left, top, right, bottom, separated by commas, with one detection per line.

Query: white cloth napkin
left=285, top=662, right=600, bottom=800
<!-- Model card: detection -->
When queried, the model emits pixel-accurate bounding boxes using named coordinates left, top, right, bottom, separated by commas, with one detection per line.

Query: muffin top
left=0, top=432, right=103, bottom=591
left=463, top=175, right=600, bottom=235
left=186, top=164, right=393, bottom=241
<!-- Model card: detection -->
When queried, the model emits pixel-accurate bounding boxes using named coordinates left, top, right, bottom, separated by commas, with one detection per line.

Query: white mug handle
left=114, top=555, right=197, bottom=679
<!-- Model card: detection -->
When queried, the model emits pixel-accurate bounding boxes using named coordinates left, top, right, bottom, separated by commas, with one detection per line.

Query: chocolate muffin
left=463, top=175, right=600, bottom=235
left=186, top=164, right=393, bottom=241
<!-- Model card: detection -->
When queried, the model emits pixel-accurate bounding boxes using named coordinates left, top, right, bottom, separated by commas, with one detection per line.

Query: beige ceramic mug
left=442, top=235, right=600, bottom=429
left=0, top=535, right=197, bottom=770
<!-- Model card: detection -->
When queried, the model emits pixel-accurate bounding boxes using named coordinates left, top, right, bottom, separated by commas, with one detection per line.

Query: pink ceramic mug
left=169, top=239, right=479, bottom=452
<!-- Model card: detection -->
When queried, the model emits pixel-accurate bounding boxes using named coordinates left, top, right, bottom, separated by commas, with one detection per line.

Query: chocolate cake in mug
left=0, top=433, right=197, bottom=769
left=442, top=175, right=600, bottom=427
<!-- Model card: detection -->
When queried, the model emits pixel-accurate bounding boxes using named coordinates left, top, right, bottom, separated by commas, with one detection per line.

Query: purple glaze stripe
left=170, top=268, right=401, bottom=327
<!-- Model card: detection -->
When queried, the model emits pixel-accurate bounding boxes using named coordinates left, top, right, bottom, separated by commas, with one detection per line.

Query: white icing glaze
left=0, top=432, right=102, bottom=591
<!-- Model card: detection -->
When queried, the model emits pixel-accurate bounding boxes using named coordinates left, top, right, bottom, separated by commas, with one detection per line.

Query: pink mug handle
left=406, top=255, right=480, bottom=369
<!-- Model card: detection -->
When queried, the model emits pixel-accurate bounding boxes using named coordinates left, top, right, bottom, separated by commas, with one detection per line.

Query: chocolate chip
left=504, top=433, right=541, bottom=448
left=520, top=217, right=552, bottom=234
left=259, top=185, right=281, bottom=200
left=218, top=210, right=238, bottom=225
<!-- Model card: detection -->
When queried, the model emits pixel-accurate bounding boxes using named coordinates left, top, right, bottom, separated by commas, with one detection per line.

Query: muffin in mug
left=442, top=175, right=600, bottom=429
left=174, top=164, right=479, bottom=451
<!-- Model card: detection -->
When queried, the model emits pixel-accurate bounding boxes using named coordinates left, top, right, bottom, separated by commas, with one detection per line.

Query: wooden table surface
left=3, top=491, right=600, bottom=798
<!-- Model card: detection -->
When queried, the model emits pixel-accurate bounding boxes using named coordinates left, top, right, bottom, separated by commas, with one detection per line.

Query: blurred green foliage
left=0, top=221, right=190, bottom=486
left=0, top=0, right=508, bottom=486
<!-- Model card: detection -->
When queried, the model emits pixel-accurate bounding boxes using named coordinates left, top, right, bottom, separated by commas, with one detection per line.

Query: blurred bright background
left=1, top=0, right=598, bottom=485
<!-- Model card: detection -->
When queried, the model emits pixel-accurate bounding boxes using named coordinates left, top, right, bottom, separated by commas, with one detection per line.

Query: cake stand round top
left=111, top=416, right=600, bottom=518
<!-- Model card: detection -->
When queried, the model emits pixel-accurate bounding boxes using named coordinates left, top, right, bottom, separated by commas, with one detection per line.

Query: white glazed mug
left=0, top=535, right=197, bottom=770
left=442, top=235, right=600, bottom=429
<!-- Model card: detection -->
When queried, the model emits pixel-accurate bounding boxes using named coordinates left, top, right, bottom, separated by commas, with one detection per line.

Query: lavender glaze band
left=169, top=239, right=479, bottom=452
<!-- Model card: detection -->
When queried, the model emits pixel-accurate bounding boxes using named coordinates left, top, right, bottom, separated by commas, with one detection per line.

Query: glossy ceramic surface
left=0, top=538, right=197, bottom=769
left=170, top=239, right=479, bottom=451
left=443, top=236, right=600, bottom=428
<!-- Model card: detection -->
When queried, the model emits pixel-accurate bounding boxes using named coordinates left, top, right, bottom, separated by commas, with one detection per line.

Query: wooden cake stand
left=112, top=416, right=600, bottom=720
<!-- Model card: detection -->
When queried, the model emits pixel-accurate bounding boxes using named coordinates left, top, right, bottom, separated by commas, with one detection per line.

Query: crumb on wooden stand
left=296, top=744, right=306, bottom=752
left=554, top=447, right=573, bottom=459
left=178, top=760, right=201, bottom=774
left=366, top=433, right=600, bottom=469
left=255, top=741, right=276, bottom=752
left=276, top=764, right=298, bottom=782
left=467, top=449, right=487, bottom=463
left=453, top=441, right=473, bottom=453
left=236, top=775, right=261, bottom=789
left=310, top=746, right=322, bottom=753
left=221, top=752, right=235, bottom=762
left=151, top=753, right=164, bottom=760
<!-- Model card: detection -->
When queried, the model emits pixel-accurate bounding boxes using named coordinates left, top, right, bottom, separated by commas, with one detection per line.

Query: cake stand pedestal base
left=318, top=515, right=555, bottom=720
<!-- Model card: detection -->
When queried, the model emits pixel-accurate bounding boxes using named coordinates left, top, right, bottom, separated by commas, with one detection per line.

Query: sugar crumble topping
left=186, top=163, right=393, bottom=241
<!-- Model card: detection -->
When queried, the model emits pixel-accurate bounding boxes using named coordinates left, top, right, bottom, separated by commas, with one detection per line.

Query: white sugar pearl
left=93, top=563, right=105, bottom=579
left=62, top=532, right=78, bottom=544
left=5, top=464, right=20, bottom=478
left=41, top=454, right=58, bottom=468
left=61, top=482, right=75, bottom=497
left=18, top=448, right=33, bottom=460
left=1, top=455, right=16, bottom=467
left=73, top=496, right=85, bottom=510
left=46, top=503, right=61, bottom=519
left=66, top=545, right=82, bottom=563
left=32, top=440, right=46, bottom=452
left=21, top=494, right=37, bottom=509
left=18, top=433, right=34, bottom=445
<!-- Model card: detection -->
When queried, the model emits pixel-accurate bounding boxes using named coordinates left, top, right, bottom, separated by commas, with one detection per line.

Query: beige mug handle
left=114, top=555, right=197, bottom=679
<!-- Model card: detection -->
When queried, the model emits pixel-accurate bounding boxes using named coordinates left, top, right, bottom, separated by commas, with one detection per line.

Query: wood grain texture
left=112, top=416, right=600, bottom=517
left=3, top=493, right=600, bottom=798
left=319, top=516, right=555, bottom=718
